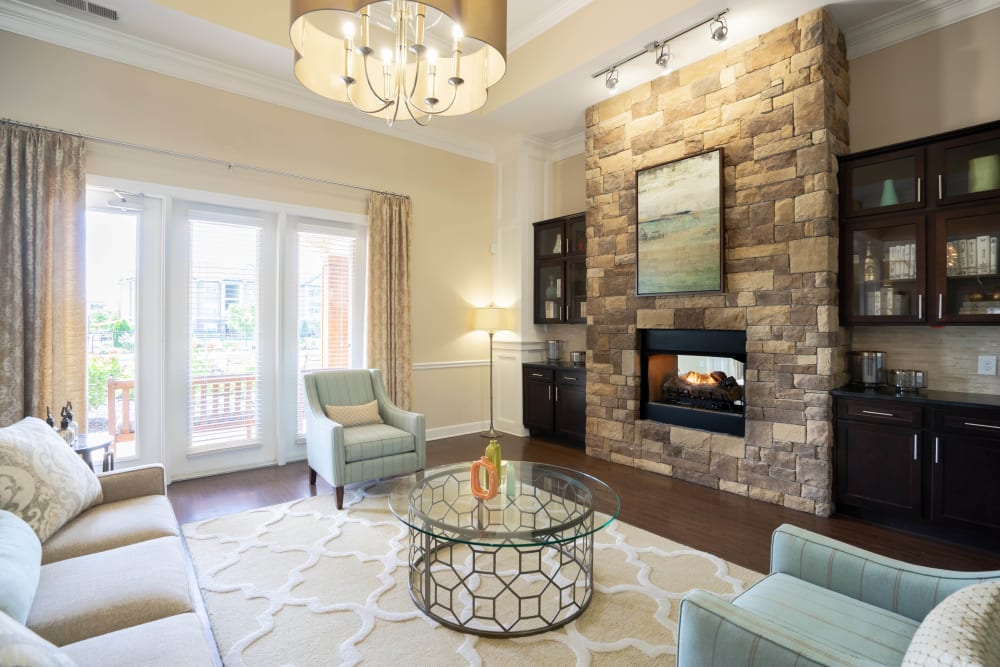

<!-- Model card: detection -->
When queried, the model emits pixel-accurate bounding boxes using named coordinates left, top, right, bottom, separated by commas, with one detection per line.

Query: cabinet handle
left=935, top=436, right=940, bottom=464
left=938, top=293, right=943, bottom=319
left=916, top=176, right=921, bottom=203
left=913, top=434, right=918, bottom=461
left=964, top=421, right=1000, bottom=431
left=938, top=173, right=943, bottom=200
left=548, top=386, right=551, bottom=401
left=561, top=375, right=577, bottom=382
left=555, top=386, right=559, bottom=402
left=530, top=372, right=545, bottom=378
left=861, top=409, right=895, bottom=417
left=918, top=293, right=923, bottom=319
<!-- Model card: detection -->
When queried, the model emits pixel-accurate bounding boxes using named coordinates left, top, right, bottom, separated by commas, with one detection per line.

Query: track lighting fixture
left=605, top=67, right=620, bottom=92
left=710, top=13, right=729, bottom=42
left=655, top=43, right=671, bottom=72
left=592, top=8, right=729, bottom=91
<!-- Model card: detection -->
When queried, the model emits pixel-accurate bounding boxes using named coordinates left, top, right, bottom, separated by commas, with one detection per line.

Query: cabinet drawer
left=933, top=407, right=1000, bottom=439
left=838, top=398, right=922, bottom=427
left=556, top=369, right=585, bottom=386
left=523, top=367, right=554, bottom=383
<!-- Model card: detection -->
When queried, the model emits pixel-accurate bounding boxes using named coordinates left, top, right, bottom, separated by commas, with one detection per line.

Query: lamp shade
left=472, top=306, right=508, bottom=333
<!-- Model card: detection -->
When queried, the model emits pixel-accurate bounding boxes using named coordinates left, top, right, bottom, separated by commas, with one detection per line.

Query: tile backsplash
left=851, top=326, right=1000, bottom=394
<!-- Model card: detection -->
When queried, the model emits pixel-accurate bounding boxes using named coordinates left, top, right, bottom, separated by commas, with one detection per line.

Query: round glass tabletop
left=388, top=461, right=620, bottom=547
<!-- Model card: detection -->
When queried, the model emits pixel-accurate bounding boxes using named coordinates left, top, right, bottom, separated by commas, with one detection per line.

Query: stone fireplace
left=583, top=9, right=850, bottom=516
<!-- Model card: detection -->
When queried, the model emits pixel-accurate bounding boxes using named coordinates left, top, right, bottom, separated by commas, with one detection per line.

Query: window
left=296, top=223, right=365, bottom=434
left=188, top=215, right=262, bottom=450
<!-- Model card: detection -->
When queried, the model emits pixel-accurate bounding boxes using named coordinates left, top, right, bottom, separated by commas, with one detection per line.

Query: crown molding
left=0, top=0, right=498, bottom=163
left=843, top=0, right=1000, bottom=59
left=508, top=0, right=593, bottom=52
left=551, top=132, right=586, bottom=162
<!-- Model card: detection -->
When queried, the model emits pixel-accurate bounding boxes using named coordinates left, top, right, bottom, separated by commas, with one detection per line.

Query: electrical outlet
left=978, top=355, right=998, bottom=376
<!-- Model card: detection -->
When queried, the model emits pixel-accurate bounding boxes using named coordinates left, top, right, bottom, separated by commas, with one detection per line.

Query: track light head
left=605, top=67, right=620, bottom=92
left=654, top=43, right=671, bottom=71
left=710, top=13, right=728, bottom=42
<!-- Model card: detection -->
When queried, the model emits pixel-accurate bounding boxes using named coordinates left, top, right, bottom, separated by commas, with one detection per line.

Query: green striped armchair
left=303, top=369, right=425, bottom=509
left=677, top=524, right=1000, bottom=666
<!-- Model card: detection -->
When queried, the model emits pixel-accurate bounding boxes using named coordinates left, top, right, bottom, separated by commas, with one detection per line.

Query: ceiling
left=2, top=0, right=997, bottom=161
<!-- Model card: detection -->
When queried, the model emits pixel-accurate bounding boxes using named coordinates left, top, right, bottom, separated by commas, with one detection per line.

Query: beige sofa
left=1, top=464, right=219, bottom=666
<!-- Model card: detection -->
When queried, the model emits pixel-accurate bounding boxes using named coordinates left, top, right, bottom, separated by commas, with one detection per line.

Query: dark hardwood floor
left=168, top=433, right=1000, bottom=575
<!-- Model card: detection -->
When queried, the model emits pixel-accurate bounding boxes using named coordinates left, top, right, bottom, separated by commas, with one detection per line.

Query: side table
left=73, top=432, right=115, bottom=472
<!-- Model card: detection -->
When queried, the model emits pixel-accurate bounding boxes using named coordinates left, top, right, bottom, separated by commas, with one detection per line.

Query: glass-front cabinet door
left=841, top=148, right=924, bottom=218
left=842, top=217, right=926, bottom=322
left=566, top=257, right=587, bottom=323
left=930, top=128, right=1000, bottom=205
left=933, top=206, right=1000, bottom=322
left=535, top=220, right=564, bottom=259
left=566, top=215, right=586, bottom=257
left=535, top=258, right=564, bottom=323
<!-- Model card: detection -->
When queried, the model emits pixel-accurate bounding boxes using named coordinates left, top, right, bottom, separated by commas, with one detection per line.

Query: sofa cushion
left=0, top=417, right=103, bottom=542
left=27, top=536, right=195, bottom=646
left=733, top=572, right=920, bottom=666
left=61, top=613, right=217, bottom=667
left=42, top=494, right=179, bottom=564
left=0, top=610, right=77, bottom=667
left=902, top=581, right=1000, bottom=666
left=0, top=509, right=42, bottom=623
left=343, top=423, right=415, bottom=462
left=325, top=399, right=384, bottom=426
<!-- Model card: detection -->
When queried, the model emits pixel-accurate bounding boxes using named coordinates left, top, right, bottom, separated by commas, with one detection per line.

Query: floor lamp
left=472, top=306, right=509, bottom=439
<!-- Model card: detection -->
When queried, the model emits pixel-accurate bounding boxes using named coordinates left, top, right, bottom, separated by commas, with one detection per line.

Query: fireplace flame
left=681, top=370, right=719, bottom=386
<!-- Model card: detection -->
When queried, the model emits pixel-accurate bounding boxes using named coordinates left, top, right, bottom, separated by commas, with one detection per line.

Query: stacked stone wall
left=584, top=9, right=851, bottom=515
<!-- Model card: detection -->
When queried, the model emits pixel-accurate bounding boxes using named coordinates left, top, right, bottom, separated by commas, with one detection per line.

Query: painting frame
left=636, top=148, right=724, bottom=296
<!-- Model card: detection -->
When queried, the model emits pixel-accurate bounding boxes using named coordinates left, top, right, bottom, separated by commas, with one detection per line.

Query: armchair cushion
left=324, top=400, right=383, bottom=427
left=0, top=510, right=42, bottom=623
left=902, top=581, right=1000, bottom=667
left=733, top=573, right=918, bottom=665
left=343, top=424, right=415, bottom=462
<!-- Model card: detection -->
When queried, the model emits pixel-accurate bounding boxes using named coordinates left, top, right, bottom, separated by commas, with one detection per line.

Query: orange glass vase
left=470, top=456, right=499, bottom=500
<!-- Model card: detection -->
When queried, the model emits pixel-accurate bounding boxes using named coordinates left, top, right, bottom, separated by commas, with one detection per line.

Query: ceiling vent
left=55, top=0, right=119, bottom=22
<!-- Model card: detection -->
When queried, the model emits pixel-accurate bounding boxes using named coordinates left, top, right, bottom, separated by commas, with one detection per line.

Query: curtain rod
left=1, top=118, right=407, bottom=199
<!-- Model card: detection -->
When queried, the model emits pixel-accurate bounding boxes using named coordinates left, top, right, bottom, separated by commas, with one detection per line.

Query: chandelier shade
left=290, top=0, right=507, bottom=126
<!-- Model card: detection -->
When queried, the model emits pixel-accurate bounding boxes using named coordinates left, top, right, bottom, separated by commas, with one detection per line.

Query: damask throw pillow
left=324, top=400, right=384, bottom=427
left=0, top=417, right=103, bottom=542
left=902, top=581, right=1000, bottom=667
left=0, top=611, right=77, bottom=667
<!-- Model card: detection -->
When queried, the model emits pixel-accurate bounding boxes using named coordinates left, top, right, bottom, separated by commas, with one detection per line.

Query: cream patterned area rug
left=182, top=478, right=762, bottom=666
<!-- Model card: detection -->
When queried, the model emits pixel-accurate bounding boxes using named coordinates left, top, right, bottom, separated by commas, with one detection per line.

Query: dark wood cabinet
left=839, top=121, right=1000, bottom=325
left=533, top=213, right=586, bottom=324
left=834, top=390, right=1000, bottom=549
left=930, top=407, right=1000, bottom=533
left=836, top=401, right=921, bottom=517
left=522, top=363, right=586, bottom=444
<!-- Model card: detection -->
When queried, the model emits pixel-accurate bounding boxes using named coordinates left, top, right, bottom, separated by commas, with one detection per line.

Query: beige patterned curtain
left=366, top=192, right=412, bottom=409
left=0, top=122, right=87, bottom=427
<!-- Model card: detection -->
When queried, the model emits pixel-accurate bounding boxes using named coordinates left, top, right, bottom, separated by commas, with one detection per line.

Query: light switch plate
left=978, top=355, right=998, bottom=375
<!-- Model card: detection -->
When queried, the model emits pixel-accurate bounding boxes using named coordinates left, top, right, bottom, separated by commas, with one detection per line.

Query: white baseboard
left=427, top=421, right=488, bottom=440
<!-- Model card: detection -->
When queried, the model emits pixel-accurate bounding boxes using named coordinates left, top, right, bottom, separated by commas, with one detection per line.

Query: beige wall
left=847, top=8, right=1000, bottom=392
left=0, top=32, right=497, bottom=434
left=849, top=7, right=1000, bottom=151
left=551, top=153, right=586, bottom=218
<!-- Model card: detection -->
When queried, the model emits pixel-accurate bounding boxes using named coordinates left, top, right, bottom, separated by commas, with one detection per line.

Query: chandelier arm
left=344, top=81, right=395, bottom=115
left=360, top=51, right=392, bottom=106
left=401, top=97, right=433, bottom=126
left=405, top=77, right=460, bottom=116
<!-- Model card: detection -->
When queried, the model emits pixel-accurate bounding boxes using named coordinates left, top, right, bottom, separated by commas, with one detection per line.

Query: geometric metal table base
left=406, top=527, right=594, bottom=637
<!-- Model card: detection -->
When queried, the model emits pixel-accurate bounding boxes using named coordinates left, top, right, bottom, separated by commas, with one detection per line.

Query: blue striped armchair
left=303, top=369, right=425, bottom=509
left=678, top=524, right=1000, bottom=666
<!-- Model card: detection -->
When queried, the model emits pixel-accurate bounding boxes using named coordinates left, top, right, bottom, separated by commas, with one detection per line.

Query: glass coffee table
left=388, top=461, right=619, bottom=637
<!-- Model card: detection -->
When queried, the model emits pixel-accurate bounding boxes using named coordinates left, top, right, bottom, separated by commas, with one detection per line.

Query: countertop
left=523, top=360, right=587, bottom=371
left=832, top=385, right=1000, bottom=409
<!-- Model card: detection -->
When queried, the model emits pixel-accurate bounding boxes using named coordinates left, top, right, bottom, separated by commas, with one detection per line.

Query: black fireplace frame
left=640, top=329, right=747, bottom=437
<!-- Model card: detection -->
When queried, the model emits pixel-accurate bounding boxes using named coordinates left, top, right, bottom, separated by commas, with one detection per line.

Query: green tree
left=111, top=319, right=134, bottom=351
left=226, top=304, right=256, bottom=338
left=87, top=356, right=123, bottom=409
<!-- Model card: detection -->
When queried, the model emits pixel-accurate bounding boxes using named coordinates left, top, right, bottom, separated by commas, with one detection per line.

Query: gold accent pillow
left=0, top=417, right=103, bottom=543
left=324, top=400, right=384, bottom=427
